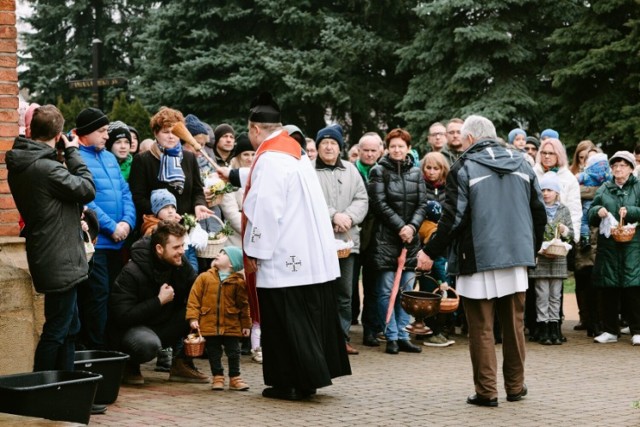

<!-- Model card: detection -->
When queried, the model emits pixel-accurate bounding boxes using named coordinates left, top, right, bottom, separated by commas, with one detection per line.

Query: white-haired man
left=418, top=115, right=546, bottom=407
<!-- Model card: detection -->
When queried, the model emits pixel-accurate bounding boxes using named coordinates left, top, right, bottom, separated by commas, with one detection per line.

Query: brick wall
left=0, top=0, right=17, bottom=237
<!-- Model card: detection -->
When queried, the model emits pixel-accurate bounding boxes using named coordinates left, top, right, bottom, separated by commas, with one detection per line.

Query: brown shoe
left=169, top=358, right=210, bottom=383
left=211, top=375, right=225, bottom=390
left=229, top=376, right=249, bottom=391
left=122, top=361, right=144, bottom=385
left=345, top=343, right=359, bottom=355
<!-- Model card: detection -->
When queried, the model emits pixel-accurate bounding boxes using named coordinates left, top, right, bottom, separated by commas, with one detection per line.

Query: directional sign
left=68, top=77, right=128, bottom=89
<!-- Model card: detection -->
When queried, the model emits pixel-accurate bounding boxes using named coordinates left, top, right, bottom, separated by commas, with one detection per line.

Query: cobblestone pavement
left=83, top=297, right=640, bottom=427
left=82, top=295, right=640, bottom=427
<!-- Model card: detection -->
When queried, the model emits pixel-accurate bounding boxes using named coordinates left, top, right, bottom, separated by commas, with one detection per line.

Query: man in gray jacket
left=314, top=124, right=369, bottom=355
left=418, top=115, right=546, bottom=407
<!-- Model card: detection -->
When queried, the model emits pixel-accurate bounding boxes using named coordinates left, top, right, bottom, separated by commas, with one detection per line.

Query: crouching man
left=108, top=221, right=209, bottom=384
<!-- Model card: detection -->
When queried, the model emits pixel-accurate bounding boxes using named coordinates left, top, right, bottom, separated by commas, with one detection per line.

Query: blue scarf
left=157, top=143, right=185, bottom=194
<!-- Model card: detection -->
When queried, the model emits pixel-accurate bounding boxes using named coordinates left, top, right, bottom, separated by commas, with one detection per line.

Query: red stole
left=241, top=131, right=302, bottom=323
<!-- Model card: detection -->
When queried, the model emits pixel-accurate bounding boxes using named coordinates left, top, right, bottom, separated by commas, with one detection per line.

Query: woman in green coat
left=588, top=151, right=640, bottom=346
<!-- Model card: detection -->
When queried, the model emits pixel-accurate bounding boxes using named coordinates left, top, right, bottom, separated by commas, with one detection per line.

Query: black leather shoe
left=397, top=339, right=422, bottom=353
left=363, top=335, right=380, bottom=347
left=385, top=340, right=399, bottom=354
left=91, top=404, right=108, bottom=415
left=262, top=387, right=305, bottom=401
left=467, top=394, right=498, bottom=407
left=507, top=384, right=528, bottom=402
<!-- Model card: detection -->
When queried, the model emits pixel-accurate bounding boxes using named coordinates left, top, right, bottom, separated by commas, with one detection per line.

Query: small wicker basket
left=611, top=212, right=636, bottom=243
left=336, top=231, right=353, bottom=259
left=434, top=287, right=460, bottom=314
left=196, top=215, right=228, bottom=258
left=183, top=329, right=206, bottom=357
left=84, top=230, right=95, bottom=262
left=542, top=225, right=569, bottom=258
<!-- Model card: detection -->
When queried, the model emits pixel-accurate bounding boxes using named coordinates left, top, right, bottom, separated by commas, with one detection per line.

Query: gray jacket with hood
left=423, top=139, right=546, bottom=276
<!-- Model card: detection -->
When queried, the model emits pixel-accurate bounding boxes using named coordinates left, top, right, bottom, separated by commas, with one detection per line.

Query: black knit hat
left=233, top=133, right=253, bottom=155
left=106, top=121, right=131, bottom=151
left=214, top=123, right=235, bottom=144
left=76, top=108, right=109, bottom=136
left=249, top=92, right=281, bottom=123
left=525, top=136, right=540, bottom=149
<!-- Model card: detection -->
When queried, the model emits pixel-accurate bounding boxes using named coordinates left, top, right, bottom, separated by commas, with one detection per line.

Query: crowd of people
left=7, top=95, right=640, bottom=410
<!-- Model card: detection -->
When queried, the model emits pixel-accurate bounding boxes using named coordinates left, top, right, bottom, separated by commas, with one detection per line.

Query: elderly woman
left=534, top=138, right=582, bottom=243
left=368, top=128, right=437, bottom=355
left=588, top=151, right=640, bottom=346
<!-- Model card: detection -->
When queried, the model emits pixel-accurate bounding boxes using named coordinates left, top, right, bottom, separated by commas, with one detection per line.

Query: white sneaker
left=621, top=326, right=631, bottom=335
left=251, top=347, right=263, bottom=364
left=632, top=335, right=640, bottom=346
left=594, top=332, right=618, bottom=343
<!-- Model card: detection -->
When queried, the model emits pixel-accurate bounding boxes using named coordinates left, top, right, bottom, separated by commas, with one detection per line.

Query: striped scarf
left=157, top=143, right=185, bottom=194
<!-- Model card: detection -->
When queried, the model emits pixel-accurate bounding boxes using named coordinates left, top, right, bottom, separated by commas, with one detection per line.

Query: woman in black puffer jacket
left=367, top=128, right=437, bottom=355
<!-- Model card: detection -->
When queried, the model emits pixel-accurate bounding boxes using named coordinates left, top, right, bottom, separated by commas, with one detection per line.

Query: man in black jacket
left=7, top=105, right=96, bottom=372
left=109, top=221, right=209, bottom=385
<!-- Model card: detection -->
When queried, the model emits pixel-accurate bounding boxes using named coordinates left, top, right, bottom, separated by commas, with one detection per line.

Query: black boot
left=529, top=322, right=541, bottom=342
left=397, top=339, right=422, bottom=353
left=539, top=322, right=552, bottom=345
left=550, top=321, right=562, bottom=345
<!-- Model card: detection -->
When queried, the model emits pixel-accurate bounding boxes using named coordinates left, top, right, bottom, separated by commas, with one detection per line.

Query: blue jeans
left=377, top=270, right=414, bottom=341
left=33, top=286, right=80, bottom=371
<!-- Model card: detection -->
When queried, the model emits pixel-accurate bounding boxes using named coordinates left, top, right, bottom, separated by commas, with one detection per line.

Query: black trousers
left=205, top=336, right=240, bottom=377
left=599, top=286, right=640, bottom=335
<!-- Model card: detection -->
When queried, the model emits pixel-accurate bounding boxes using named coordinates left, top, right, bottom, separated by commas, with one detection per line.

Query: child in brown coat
left=186, top=246, right=251, bottom=391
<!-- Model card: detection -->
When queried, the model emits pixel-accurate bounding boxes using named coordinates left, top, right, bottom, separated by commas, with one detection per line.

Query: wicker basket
left=611, top=213, right=636, bottom=243
left=336, top=231, right=353, bottom=259
left=196, top=215, right=228, bottom=258
left=434, top=287, right=460, bottom=314
left=183, top=330, right=206, bottom=357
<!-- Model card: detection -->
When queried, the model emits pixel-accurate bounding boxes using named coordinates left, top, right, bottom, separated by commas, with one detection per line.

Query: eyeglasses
left=429, top=132, right=445, bottom=137
left=611, top=163, right=631, bottom=169
left=540, top=151, right=556, bottom=157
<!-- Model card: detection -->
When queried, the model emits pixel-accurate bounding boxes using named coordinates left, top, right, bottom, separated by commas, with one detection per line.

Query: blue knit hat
left=184, top=114, right=208, bottom=137
left=508, top=128, right=527, bottom=144
left=541, top=129, right=559, bottom=140
left=221, top=246, right=244, bottom=272
left=315, top=124, right=344, bottom=149
left=151, top=189, right=177, bottom=216
left=540, top=172, right=561, bottom=194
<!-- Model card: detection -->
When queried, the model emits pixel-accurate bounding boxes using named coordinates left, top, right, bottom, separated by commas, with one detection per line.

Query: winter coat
left=528, top=203, right=574, bottom=279
left=424, top=139, right=547, bottom=276
left=424, top=179, right=446, bottom=206
left=588, top=175, right=640, bottom=288
left=534, top=164, right=582, bottom=242
left=119, top=154, right=133, bottom=181
left=367, top=154, right=432, bottom=270
left=79, top=144, right=136, bottom=250
left=6, top=137, right=96, bottom=293
left=314, top=158, right=369, bottom=253
left=108, top=236, right=197, bottom=347
left=129, top=144, right=206, bottom=223
left=186, top=268, right=251, bottom=337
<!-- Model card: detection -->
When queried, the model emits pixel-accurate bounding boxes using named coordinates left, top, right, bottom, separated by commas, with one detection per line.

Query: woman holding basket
left=588, top=151, right=640, bottom=345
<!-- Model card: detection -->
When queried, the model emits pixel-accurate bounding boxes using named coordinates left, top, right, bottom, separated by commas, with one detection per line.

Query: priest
left=242, top=93, right=351, bottom=401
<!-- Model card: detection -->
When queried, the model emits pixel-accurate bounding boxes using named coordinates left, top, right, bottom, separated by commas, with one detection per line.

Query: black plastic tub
left=74, top=350, right=129, bottom=404
left=0, top=370, right=102, bottom=424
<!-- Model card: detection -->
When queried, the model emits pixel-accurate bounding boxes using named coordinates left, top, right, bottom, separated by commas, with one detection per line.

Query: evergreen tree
left=56, top=96, right=89, bottom=133
left=135, top=0, right=416, bottom=143
left=109, top=92, right=152, bottom=140
left=19, top=0, right=149, bottom=106
left=548, top=0, right=640, bottom=150
left=396, top=0, right=578, bottom=150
